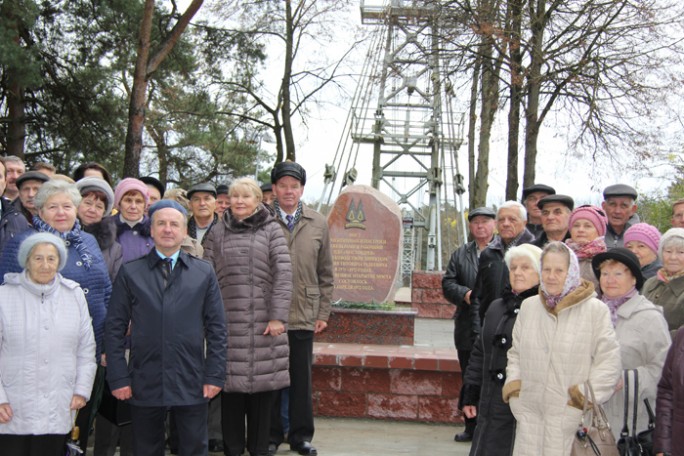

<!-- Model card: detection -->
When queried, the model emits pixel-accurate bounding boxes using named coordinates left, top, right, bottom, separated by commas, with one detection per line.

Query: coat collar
left=541, top=279, right=596, bottom=315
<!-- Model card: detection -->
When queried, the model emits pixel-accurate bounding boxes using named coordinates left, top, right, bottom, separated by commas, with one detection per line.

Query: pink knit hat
left=568, top=205, right=607, bottom=237
left=624, top=223, right=661, bottom=254
left=114, top=178, right=149, bottom=209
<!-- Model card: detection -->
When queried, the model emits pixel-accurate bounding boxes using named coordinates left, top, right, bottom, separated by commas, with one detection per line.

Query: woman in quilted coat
left=203, top=177, right=292, bottom=456
left=503, top=241, right=621, bottom=455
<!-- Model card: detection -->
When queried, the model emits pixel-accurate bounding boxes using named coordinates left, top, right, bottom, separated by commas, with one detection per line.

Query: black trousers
left=270, top=330, right=314, bottom=447
left=130, top=403, right=208, bottom=456
left=0, top=433, right=67, bottom=456
left=457, top=347, right=477, bottom=434
left=222, top=391, right=272, bottom=456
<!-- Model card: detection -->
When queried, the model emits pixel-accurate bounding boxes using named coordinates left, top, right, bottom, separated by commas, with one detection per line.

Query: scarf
left=601, top=287, right=637, bottom=327
left=274, top=199, right=303, bottom=229
left=33, top=216, right=93, bottom=270
left=565, top=236, right=607, bottom=260
left=540, top=243, right=581, bottom=309
left=656, top=267, right=684, bottom=283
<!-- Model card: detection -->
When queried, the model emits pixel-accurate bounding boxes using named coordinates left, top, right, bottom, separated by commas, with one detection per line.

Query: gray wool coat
left=203, top=204, right=293, bottom=394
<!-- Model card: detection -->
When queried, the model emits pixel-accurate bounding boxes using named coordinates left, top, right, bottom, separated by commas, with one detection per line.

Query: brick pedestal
left=410, top=271, right=453, bottom=319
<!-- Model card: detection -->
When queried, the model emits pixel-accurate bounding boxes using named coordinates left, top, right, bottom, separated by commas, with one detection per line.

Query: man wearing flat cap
left=187, top=182, right=219, bottom=244
left=13, top=170, right=50, bottom=225
left=533, top=195, right=574, bottom=247
left=105, top=200, right=227, bottom=456
left=268, top=161, right=333, bottom=456
left=442, top=206, right=496, bottom=442
left=521, top=183, right=555, bottom=239
left=602, top=184, right=640, bottom=249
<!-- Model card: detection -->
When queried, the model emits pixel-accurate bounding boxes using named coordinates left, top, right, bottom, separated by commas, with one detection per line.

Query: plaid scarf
left=274, top=199, right=303, bottom=230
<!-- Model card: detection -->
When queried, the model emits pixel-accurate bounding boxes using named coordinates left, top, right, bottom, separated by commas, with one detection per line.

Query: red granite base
left=313, top=342, right=463, bottom=424
left=315, top=307, right=416, bottom=345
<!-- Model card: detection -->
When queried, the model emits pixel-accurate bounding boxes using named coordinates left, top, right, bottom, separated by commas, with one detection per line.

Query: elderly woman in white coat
left=503, top=241, right=621, bottom=455
left=0, top=233, right=96, bottom=456
left=591, top=248, right=671, bottom=439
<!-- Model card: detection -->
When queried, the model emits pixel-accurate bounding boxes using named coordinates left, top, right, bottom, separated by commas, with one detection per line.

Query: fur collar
left=82, top=218, right=118, bottom=250
left=541, top=279, right=596, bottom=315
left=224, top=204, right=273, bottom=232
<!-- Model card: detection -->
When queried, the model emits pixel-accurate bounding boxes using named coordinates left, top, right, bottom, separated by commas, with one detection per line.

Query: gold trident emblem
left=345, top=199, right=366, bottom=229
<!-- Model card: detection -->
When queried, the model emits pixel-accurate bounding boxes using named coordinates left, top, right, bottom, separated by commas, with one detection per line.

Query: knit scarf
left=33, top=216, right=93, bottom=270
left=601, top=287, right=637, bottom=327
left=541, top=243, right=581, bottom=309
left=274, top=199, right=303, bottom=228
left=656, top=267, right=684, bottom=283
left=565, top=236, right=607, bottom=260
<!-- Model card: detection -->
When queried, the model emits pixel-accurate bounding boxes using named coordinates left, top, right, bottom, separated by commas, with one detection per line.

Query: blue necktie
left=286, top=214, right=295, bottom=232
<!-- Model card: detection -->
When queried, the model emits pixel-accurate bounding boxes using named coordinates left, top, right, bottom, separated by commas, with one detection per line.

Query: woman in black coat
left=461, top=244, right=543, bottom=456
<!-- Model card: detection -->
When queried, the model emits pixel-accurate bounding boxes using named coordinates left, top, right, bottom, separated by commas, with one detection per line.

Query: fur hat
left=569, top=205, right=607, bottom=237
left=114, top=178, right=149, bottom=209
left=624, top=223, right=661, bottom=255
left=76, top=177, right=115, bottom=216
left=18, top=232, right=68, bottom=271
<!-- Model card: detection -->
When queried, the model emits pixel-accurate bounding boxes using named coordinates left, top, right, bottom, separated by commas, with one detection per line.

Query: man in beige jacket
left=268, top=161, right=334, bottom=456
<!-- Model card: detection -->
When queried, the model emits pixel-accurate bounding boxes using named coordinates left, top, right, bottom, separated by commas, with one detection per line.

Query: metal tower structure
left=318, top=0, right=466, bottom=277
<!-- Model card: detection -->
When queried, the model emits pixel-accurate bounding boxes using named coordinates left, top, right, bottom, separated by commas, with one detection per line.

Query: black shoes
left=454, top=431, right=473, bottom=442
left=208, top=439, right=224, bottom=452
left=267, top=442, right=279, bottom=456
left=291, top=441, right=318, bottom=455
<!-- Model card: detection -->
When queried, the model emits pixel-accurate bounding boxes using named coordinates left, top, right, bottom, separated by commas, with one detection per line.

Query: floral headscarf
left=540, top=241, right=581, bottom=309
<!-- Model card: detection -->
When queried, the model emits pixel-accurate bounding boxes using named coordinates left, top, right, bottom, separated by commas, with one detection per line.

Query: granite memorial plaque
left=327, top=185, right=402, bottom=303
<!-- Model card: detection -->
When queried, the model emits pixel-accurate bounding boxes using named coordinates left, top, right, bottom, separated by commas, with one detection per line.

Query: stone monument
left=327, top=184, right=402, bottom=303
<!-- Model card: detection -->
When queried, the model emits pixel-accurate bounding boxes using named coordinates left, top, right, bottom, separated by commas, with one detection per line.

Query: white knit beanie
left=17, top=232, right=68, bottom=271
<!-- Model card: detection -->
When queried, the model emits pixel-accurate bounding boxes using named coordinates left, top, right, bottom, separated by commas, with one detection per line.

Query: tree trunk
left=281, top=0, right=296, bottom=162
left=122, top=0, right=154, bottom=178
left=472, top=36, right=502, bottom=208
left=505, top=0, right=524, bottom=200
left=6, top=77, right=26, bottom=159
left=467, top=61, right=480, bottom=209
left=522, top=0, right=545, bottom=188
left=122, top=0, right=204, bottom=177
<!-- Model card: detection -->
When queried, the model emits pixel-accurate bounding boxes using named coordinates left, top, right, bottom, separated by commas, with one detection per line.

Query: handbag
left=571, top=380, right=619, bottom=456
left=98, top=379, right=132, bottom=426
left=617, top=369, right=654, bottom=456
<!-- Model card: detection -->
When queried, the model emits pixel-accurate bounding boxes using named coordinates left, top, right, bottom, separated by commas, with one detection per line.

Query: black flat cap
left=522, top=184, right=555, bottom=201
left=591, top=247, right=644, bottom=290
left=16, top=171, right=50, bottom=188
left=260, top=183, right=272, bottom=193
left=468, top=207, right=496, bottom=221
left=537, top=194, right=574, bottom=211
left=139, top=176, right=164, bottom=198
left=603, top=184, right=638, bottom=200
left=271, top=161, right=306, bottom=185
left=187, top=182, right=217, bottom=199
left=216, top=183, right=229, bottom=195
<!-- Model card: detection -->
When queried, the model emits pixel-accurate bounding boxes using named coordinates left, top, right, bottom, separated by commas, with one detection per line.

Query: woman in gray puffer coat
left=203, top=177, right=292, bottom=456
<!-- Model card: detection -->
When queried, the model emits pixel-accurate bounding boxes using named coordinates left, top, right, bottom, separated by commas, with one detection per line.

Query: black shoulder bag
left=617, top=369, right=654, bottom=456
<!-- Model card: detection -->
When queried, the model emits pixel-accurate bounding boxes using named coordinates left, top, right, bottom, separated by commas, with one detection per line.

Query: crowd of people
left=443, top=183, right=684, bottom=456
left=0, top=156, right=332, bottom=456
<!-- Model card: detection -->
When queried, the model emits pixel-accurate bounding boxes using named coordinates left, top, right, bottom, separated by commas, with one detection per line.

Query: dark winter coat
left=0, top=226, right=112, bottom=361
left=462, top=285, right=538, bottom=456
left=203, top=205, right=292, bottom=394
left=105, top=250, right=227, bottom=406
left=472, top=229, right=536, bottom=321
left=0, top=197, right=29, bottom=252
left=442, top=240, right=483, bottom=351
left=655, top=326, right=684, bottom=456
left=82, top=218, right=123, bottom=280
